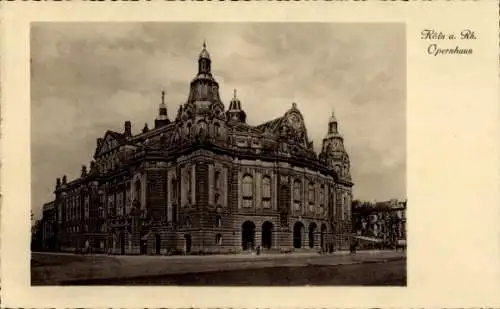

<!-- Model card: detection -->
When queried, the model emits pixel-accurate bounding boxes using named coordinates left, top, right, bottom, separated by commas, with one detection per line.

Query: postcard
left=1, top=1, right=499, bottom=308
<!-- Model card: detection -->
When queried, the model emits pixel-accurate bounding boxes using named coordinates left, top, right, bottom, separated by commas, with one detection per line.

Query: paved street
left=31, top=250, right=406, bottom=286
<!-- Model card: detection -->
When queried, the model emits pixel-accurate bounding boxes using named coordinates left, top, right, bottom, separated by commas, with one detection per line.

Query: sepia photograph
left=30, top=22, right=407, bottom=286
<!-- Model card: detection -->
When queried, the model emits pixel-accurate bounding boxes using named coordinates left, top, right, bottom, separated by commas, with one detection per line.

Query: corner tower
left=320, top=110, right=351, bottom=180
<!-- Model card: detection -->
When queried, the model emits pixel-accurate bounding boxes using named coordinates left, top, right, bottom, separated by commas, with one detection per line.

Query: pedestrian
left=85, top=239, right=90, bottom=255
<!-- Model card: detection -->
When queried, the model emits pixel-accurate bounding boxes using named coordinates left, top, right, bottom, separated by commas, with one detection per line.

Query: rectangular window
left=242, top=199, right=253, bottom=208
left=262, top=176, right=271, bottom=207
left=214, top=170, right=221, bottom=191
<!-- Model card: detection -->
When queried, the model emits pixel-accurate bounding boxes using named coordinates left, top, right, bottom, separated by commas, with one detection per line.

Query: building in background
left=36, top=43, right=354, bottom=255
left=39, top=201, right=56, bottom=251
left=351, top=199, right=406, bottom=249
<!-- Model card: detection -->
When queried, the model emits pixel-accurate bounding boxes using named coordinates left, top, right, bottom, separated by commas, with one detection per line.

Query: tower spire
left=227, top=88, right=246, bottom=123
left=155, top=90, right=170, bottom=128
left=328, top=108, right=338, bottom=134
left=198, top=40, right=212, bottom=74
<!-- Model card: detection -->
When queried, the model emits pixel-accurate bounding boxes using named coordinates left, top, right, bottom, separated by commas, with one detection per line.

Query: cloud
left=31, top=22, right=406, bottom=219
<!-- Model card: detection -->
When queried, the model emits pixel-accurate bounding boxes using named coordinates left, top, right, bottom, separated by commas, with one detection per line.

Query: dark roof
left=107, top=130, right=126, bottom=142
left=255, top=116, right=285, bottom=134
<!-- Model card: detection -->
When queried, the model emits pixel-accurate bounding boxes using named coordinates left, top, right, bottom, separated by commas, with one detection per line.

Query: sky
left=31, top=22, right=406, bottom=219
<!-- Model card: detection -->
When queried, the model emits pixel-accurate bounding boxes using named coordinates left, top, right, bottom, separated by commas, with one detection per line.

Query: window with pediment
left=262, top=176, right=271, bottom=208
left=242, top=174, right=253, bottom=208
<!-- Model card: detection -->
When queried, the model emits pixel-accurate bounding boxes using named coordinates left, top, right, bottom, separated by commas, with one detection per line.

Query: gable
left=94, top=131, right=124, bottom=158
left=279, top=112, right=309, bottom=147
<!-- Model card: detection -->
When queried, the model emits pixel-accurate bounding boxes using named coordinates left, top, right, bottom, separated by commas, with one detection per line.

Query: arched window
left=214, top=123, right=221, bottom=137
left=293, top=180, right=302, bottom=212
left=186, top=123, right=192, bottom=136
left=198, top=120, right=207, bottom=135
left=262, top=176, right=271, bottom=208
left=215, top=233, right=223, bottom=245
left=242, top=175, right=253, bottom=208
left=216, top=215, right=222, bottom=227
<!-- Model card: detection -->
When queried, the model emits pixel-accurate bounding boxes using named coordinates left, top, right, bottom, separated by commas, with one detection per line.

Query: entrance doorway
left=293, top=222, right=304, bottom=249
left=155, top=234, right=161, bottom=255
left=261, top=221, right=273, bottom=249
left=184, top=234, right=192, bottom=253
left=308, top=223, right=317, bottom=248
left=140, top=240, right=147, bottom=255
left=242, top=221, right=256, bottom=250
left=119, top=232, right=125, bottom=255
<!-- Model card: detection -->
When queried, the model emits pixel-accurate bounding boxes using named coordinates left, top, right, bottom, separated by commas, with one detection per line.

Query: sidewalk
left=31, top=250, right=406, bottom=285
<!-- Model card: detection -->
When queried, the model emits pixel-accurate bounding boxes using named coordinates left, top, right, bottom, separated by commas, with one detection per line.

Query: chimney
left=62, top=175, right=67, bottom=185
left=56, top=178, right=61, bottom=188
left=124, top=121, right=132, bottom=137
left=81, top=165, right=88, bottom=177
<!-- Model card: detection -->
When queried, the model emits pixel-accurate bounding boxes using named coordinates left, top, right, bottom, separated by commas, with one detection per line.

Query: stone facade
left=40, top=43, right=354, bottom=255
